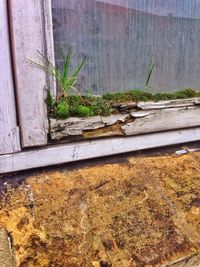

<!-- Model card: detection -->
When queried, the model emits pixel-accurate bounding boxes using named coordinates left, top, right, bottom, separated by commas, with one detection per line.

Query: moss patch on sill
left=47, top=88, right=200, bottom=119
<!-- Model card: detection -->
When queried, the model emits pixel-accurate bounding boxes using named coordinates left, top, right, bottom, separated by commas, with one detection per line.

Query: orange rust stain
left=0, top=152, right=200, bottom=266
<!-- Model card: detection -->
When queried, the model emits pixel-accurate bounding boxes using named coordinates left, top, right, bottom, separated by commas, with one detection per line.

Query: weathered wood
left=0, top=0, right=21, bottom=155
left=1, top=127, right=200, bottom=174
left=8, top=0, right=55, bottom=147
left=50, top=106, right=200, bottom=141
left=137, top=98, right=200, bottom=110
left=42, top=0, right=56, bottom=97
left=50, top=114, right=129, bottom=140
left=123, top=107, right=200, bottom=135
left=112, top=102, right=137, bottom=112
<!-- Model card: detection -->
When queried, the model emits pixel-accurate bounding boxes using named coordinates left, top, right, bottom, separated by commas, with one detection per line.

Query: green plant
left=174, top=88, right=199, bottom=99
left=102, top=92, right=132, bottom=102
left=129, top=90, right=154, bottom=101
left=45, top=90, right=56, bottom=116
left=153, top=92, right=175, bottom=101
left=56, top=101, right=70, bottom=118
left=46, top=90, right=54, bottom=107
left=67, top=95, right=84, bottom=106
left=48, top=88, right=200, bottom=119
left=70, top=105, right=94, bottom=117
left=29, top=48, right=86, bottom=97
left=145, top=57, right=155, bottom=89
left=90, top=97, right=113, bottom=116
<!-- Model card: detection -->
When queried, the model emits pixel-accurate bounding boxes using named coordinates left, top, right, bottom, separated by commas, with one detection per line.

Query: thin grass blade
left=62, top=48, right=71, bottom=81
left=145, top=58, right=155, bottom=87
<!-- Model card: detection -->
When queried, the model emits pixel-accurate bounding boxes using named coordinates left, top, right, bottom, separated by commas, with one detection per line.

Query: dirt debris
left=0, top=152, right=200, bottom=266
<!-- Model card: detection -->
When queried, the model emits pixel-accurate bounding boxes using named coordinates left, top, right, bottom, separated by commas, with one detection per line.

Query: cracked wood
left=50, top=105, right=200, bottom=141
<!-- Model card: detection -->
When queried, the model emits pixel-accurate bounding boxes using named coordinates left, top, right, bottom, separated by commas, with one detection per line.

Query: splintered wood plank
left=1, top=127, right=200, bottom=173
left=137, top=98, right=200, bottom=110
left=123, top=106, right=200, bottom=135
left=49, top=106, right=200, bottom=141
left=0, top=0, right=21, bottom=155
left=50, top=114, right=129, bottom=139
left=8, top=0, right=55, bottom=147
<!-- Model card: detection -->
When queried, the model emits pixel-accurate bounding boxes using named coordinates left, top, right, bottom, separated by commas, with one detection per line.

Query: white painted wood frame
left=1, top=127, right=200, bottom=174
left=8, top=0, right=55, bottom=148
left=0, top=0, right=21, bottom=155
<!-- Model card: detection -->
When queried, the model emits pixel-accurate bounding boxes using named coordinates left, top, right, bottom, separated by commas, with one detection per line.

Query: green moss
left=153, top=93, right=175, bottom=101
left=103, top=89, right=200, bottom=103
left=67, top=95, right=84, bottom=106
left=102, top=92, right=132, bottom=102
left=154, top=89, right=200, bottom=101
left=56, top=102, right=70, bottom=119
left=129, top=90, right=154, bottom=101
left=46, top=90, right=54, bottom=107
left=49, top=88, right=200, bottom=119
left=89, top=97, right=113, bottom=116
left=45, top=90, right=56, bottom=117
left=70, top=105, right=94, bottom=117
left=174, top=88, right=200, bottom=98
left=102, top=90, right=155, bottom=102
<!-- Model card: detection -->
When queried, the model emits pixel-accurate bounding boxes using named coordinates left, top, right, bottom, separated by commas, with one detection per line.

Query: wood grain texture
left=123, top=107, right=200, bottom=135
left=8, top=0, right=55, bottom=147
left=50, top=114, right=129, bottom=139
left=0, top=0, right=21, bottom=155
left=42, top=0, right=56, bottom=97
left=137, top=98, right=200, bottom=110
left=1, top=127, right=200, bottom=173
left=50, top=106, right=200, bottom=141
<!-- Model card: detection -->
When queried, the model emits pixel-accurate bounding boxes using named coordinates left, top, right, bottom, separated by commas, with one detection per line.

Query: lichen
left=0, top=152, right=199, bottom=266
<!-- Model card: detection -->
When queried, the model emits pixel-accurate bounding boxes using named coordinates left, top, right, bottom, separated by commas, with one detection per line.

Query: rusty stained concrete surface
left=0, top=151, right=200, bottom=267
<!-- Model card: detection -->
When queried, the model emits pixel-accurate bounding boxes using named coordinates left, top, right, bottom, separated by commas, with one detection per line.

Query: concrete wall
left=52, top=0, right=200, bottom=94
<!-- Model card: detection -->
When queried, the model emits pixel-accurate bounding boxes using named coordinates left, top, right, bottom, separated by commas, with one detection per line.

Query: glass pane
left=52, top=0, right=200, bottom=94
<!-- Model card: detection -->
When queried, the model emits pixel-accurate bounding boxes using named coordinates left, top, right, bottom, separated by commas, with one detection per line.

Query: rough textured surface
left=0, top=228, right=15, bottom=267
left=161, top=253, right=200, bottom=267
left=50, top=114, right=129, bottom=140
left=9, top=0, right=52, bottom=147
left=0, top=0, right=21, bottom=154
left=0, top=151, right=200, bottom=266
left=49, top=100, right=200, bottom=141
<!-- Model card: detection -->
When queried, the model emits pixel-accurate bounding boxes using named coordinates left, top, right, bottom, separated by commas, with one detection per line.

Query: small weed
left=29, top=48, right=85, bottom=97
